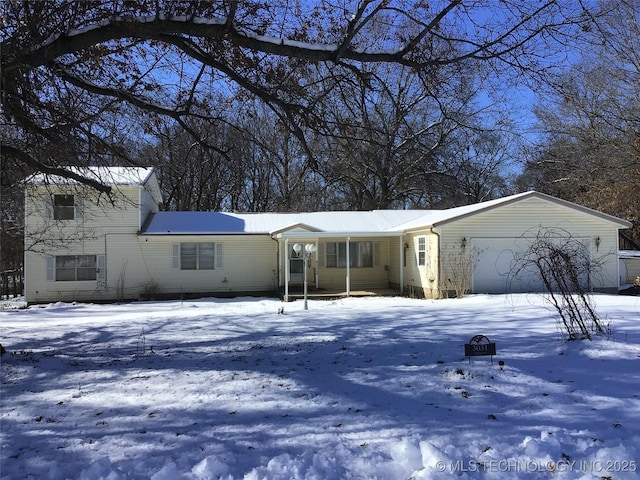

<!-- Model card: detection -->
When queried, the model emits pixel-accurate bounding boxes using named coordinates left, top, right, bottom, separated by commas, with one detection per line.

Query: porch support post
left=399, top=235, right=404, bottom=294
left=314, top=241, right=319, bottom=288
left=346, top=236, right=351, bottom=296
left=284, top=238, right=290, bottom=302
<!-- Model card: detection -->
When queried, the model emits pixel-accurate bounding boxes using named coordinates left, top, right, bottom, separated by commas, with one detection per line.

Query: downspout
left=431, top=227, right=441, bottom=298
left=270, top=234, right=280, bottom=298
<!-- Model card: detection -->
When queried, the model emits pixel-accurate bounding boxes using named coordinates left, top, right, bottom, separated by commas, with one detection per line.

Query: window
left=173, top=243, right=223, bottom=270
left=325, top=241, right=377, bottom=268
left=53, top=195, right=76, bottom=220
left=47, top=255, right=105, bottom=281
left=418, top=237, right=427, bottom=266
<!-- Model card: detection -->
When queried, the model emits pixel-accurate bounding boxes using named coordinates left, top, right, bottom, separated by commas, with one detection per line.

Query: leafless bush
left=140, top=280, right=162, bottom=300
left=511, top=227, right=604, bottom=340
left=439, top=243, right=475, bottom=298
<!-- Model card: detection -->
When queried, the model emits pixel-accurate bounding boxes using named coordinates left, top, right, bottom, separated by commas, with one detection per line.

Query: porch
left=276, top=232, right=407, bottom=303
left=284, top=287, right=403, bottom=301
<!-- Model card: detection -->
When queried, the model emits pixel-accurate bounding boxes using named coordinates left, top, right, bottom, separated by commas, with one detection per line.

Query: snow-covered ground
left=1, top=294, right=639, bottom=480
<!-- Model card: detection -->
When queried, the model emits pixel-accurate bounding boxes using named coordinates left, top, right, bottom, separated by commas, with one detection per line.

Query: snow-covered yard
left=1, top=294, right=639, bottom=480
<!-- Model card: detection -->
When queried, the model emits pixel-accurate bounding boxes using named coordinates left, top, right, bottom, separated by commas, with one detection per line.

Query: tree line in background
left=516, top=0, right=640, bottom=248
left=1, top=1, right=638, bottom=296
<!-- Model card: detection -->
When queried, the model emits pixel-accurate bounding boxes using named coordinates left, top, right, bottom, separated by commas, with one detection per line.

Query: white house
left=24, top=167, right=632, bottom=304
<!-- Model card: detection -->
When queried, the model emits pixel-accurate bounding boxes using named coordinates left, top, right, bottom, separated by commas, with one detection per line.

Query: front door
left=289, top=257, right=304, bottom=284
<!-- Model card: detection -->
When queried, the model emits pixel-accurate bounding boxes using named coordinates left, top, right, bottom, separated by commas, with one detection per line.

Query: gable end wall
left=437, top=197, right=621, bottom=293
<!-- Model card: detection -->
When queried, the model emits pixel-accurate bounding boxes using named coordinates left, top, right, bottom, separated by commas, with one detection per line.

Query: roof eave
left=274, top=231, right=405, bottom=239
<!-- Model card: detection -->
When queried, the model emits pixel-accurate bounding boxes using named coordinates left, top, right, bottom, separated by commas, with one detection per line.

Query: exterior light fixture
left=294, top=243, right=316, bottom=310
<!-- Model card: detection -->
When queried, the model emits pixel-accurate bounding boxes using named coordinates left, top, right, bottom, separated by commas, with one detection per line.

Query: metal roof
left=139, top=190, right=632, bottom=235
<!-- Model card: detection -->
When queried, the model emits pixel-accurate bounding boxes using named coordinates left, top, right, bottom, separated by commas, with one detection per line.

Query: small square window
left=53, top=195, right=75, bottom=220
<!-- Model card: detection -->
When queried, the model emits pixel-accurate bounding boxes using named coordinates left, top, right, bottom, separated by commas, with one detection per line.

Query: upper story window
left=326, top=241, right=377, bottom=268
left=53, top=194, right=76, bottom=220
left=417, top=237, right=427, bottom=266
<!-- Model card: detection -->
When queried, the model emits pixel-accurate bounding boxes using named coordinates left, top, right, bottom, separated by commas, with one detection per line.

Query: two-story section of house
left=24, top=167, right=162, bottom=303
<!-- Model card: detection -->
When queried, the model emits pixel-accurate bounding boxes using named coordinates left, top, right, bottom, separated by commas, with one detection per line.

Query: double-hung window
left=47, top=255, right=105, bottom=281
left=325, top=241, right=377, bottom=268
left=417, top=237, right=427, bottom=266
left=53, top=194, right=76, bottom=220
left=173, top=243, right=223, bottom=270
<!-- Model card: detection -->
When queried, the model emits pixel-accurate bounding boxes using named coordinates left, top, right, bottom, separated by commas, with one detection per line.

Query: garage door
left=471, top=238, right=544, bottom=294
left=471, top=237, right=591, bottom=294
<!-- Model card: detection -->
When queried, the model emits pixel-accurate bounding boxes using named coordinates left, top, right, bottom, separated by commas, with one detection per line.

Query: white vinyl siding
left=403, top=232, right=439, bottom=298
left=24, top=176, right=163, bottom=303
left=146, top=236, right=272, bottom=295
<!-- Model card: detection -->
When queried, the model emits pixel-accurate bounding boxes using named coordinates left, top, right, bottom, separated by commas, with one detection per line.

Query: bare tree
left=232, top=100, right=321, bottom=212
left=520, top=0, right=640, bottom=243
left=141, top=118, right=235, bottom=211
left=317, top=60, right=482, bottom=209
left=2, top=0, right=594, bottom=192
left=434, top=130, right=515, bottom=207
left=0, top=162, right=27, bottom=297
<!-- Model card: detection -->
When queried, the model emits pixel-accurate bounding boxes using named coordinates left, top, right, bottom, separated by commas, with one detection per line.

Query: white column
left=284, top=238, right=289, bottom=302
left=399, top=236, right=404, bottom=294
left=346, top=236, right=351, bottom=296
left=314, top=241, right=319, bottom=288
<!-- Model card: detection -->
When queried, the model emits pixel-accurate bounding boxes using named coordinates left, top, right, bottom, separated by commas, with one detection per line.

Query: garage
left=424, top=191, right=629, bottom=296
left=471, top=237, right=546, bottom=293
left=470, top=235, right=594, bottom=294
